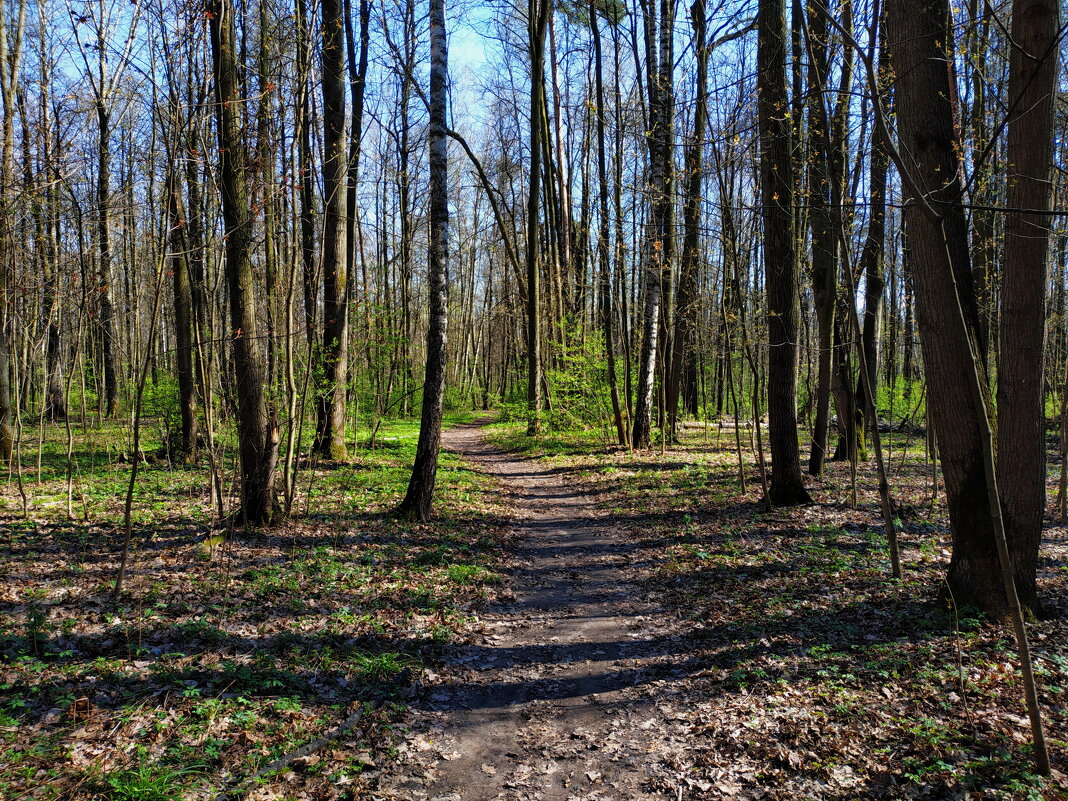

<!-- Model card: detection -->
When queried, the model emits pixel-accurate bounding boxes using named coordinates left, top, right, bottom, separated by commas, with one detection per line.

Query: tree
left=757, top=0, right=809, bottom=504
left=591, top=0, right=626, bottom=446
left=208, top=0, right=279, bottom=525
left=0, top=0, right=26, bottom=463
left=996, top=0, right=1060, bottom=613
left=666, top=0, right=707, bottom=439
left=395, top=0, right=449, bottom=521
left=804, top=0, right=836, bottom=476
left=632, top=0, right=675, bottom=449
left=887, top=0, right=1019, bottom=615
left=854, top=34, right=890, bottom=444
left=72, top=0, right=141, bottom=418
left=314, top=0, right=350, bottom=460
left=525, top=0, right=550, bottom=437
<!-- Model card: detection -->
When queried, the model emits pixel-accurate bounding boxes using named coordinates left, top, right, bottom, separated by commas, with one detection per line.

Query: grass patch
left=0, top=414, right=508, bottom=799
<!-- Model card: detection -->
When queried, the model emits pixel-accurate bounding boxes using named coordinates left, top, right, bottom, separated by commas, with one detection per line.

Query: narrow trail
left=376, top=422, right=701, bottom=801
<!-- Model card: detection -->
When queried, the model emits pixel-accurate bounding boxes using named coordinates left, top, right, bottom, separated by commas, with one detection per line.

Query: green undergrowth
left=0, top=413, right=507, bottom=799
left=490, top=416, right=1068, bottom=800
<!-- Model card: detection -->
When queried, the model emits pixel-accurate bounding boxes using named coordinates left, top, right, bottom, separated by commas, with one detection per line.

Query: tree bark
left=395, top=0, right=449, bottom=521
left=632, top=0, right=674, bottom=450
left=855, top=38, right=890, bottom=438
left=166, top=162, right=198, bottom=462
left=295, top=0, right=316, bottom=346
left=208, top=0, right=279, bottom=525
left=526, top=0, right=549, bottom=436
left=96, top=102, right=120, bottom=418
left=314, top=0, right=349, bottom=460
left=888, top=0, right=1002, bottom=613
left=591, top=0, right=626, bottom=446
left=997, top=0, right=1059, bottom=614
left=666, top=0, right=707, bottom=440
left=758, top=0, right=809, bottom=503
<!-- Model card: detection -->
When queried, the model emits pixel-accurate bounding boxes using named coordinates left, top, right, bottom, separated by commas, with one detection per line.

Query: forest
left=0, top=0, right=1065, bottom=797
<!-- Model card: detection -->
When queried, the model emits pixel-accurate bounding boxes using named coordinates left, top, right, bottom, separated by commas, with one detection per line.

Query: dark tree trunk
left=591, top=0, right=626, bottom=446
left=758, top=0, right=809, bottom=504
left=525, top=0, right=549, bottom=436
left=314, top=0, right=350, bottom=460
left=855, top=38, right=890, bottom=435
left=96, top=103, right=119, bottom=418
left=632, top=0, right=674, bottom=450
left=888, top=0, right=1003, bottom=613
left=667, top=0, right=707, bottom=440
left=804, top=2, right=836, bottom=476
left=344, top=0, right=370, bottom=373
left=296, top=0, right=316, bottom=345
left=996, top=0, right=1059, bottom=614
left=37, top=74, right=65, bottom=420
left=208, top=0, right=279, bottom=525
left=167, top=167, right=198, bottom=462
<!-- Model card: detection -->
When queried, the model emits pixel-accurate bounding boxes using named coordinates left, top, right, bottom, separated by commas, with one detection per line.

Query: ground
left=1, top=416, right=1067, bottom=799
left=377, top=420, right=1068, bottom=801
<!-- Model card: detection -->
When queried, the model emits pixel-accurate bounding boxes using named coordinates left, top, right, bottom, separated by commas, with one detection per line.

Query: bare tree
left=395, top=0, right=449, bottom=521
left=632, top=0, right=675, bottom=449
left=207, top=0, right=279, bottom=524
left=314, top=0, right=350, bottom=459
left=525, top=0, right=550, bottom=436
left=996, top=0, right=1060, bottom=613
left=757, top=0, right=809, bottom=503
left=0, top=0, right=26, bottom=462
left=71, top=0, right=141, bottom=418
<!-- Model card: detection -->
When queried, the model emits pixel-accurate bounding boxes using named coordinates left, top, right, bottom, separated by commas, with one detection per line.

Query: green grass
left=100, top=759, right=203, bottom=801
left=0, top=411, right=508, bottom=800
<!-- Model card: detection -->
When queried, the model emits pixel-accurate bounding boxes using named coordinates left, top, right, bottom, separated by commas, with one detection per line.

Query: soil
left=375, top=421, right=690, bottom=800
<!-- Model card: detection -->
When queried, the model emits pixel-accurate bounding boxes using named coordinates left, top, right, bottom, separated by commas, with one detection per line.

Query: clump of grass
left=351, top=651, right=419, bottom=682
left=446, top=564, right=499, bottom=585
left=100, top=760, right=202, bottom=801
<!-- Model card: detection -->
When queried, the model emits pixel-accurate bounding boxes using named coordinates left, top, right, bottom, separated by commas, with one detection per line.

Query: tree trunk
left=804, top=2, right=836, bottom=476
left=395, top=0, right=449, bottom=521
left=208, top=0, right=279, bottom=525
left=344, top=0, right=370, bottom=374
left=526, top=0, right=549, bottom=436
left=96, top=102, right=120, bottom=417
left=0, top=1, right=25, bottom=462
left=888, top=0, right=1002, bottom=613
left=758, top=0, right=809, bottom=503
left=632, top=0, right=674, bottom=450
left=590, top=0, right=626, bottom=446
left=38, top=66, right=65, bottom=420
left=996, top=0, right=1059, bottom=614
left=167, top=164, right=198, bottom=462
left=314, top=0, right=349, bottom=460
left=855, top=38, right=890, bottom=436
left=296, top=0, right=316, bottom=346
left=666, top=0, right=707, bottom=440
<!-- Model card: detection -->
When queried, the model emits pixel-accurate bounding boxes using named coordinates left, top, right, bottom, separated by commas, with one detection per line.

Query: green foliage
left=100, top=759, right=201, bottom=801
left=446, top=564, right=499, bottom=585
left=138, top=378, right=184, bottom=455
left=350, top=652, right=417, bottom=682
left=544, top=335, right=618, bottom=432
left=875, top=378, right=926, bottom=424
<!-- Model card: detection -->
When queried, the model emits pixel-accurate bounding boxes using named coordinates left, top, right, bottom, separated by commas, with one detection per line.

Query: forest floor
left=0, top=416, right=515, bottom=800
left=2, top=416, right=1068, bottom=799
left=375, top=419, right=1068, bottom=801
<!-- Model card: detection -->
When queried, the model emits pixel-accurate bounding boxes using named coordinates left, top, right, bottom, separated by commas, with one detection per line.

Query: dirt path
left=375, top=422, right=699, bottom=801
